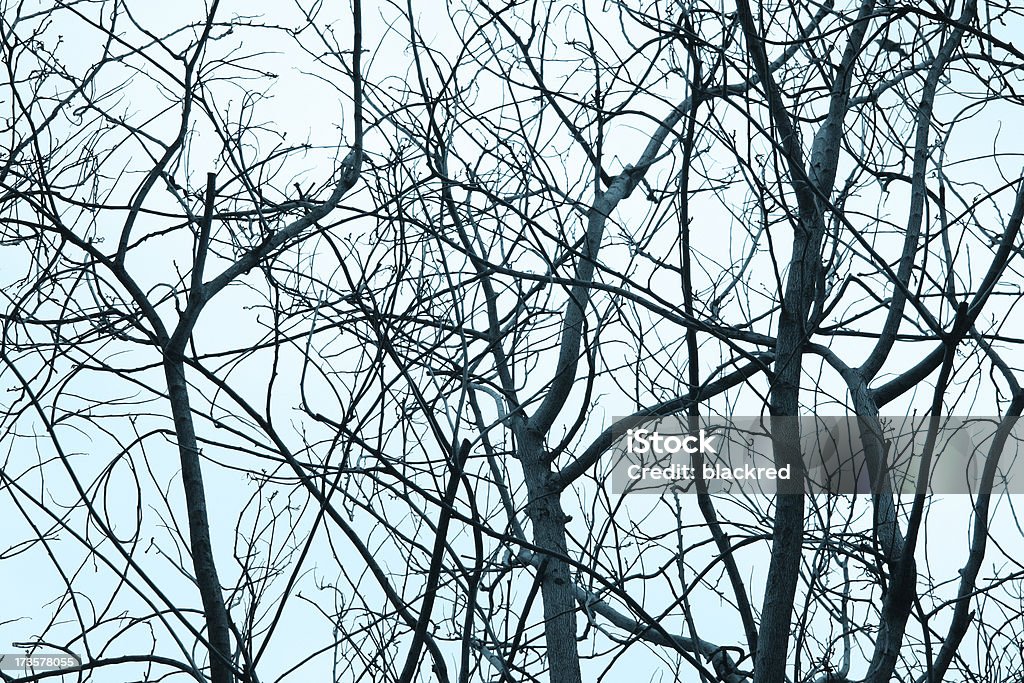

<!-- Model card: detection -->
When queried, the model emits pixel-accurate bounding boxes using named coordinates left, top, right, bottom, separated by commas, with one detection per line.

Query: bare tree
left=3, top=1, right=1024, bottom=682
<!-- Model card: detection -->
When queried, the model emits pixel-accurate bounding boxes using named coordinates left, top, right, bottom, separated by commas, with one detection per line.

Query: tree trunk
left=164, top=357, right=235, bottom=683
left=520, top=430, right=582, bottom=683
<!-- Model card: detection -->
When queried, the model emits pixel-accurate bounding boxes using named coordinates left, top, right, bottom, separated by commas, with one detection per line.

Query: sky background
left=4, top=1, right=1024, bottom=681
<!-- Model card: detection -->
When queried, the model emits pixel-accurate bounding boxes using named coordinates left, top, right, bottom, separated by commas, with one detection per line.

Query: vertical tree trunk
left=520, top=430, right=582, bottom=683
left=165, top=357, right=234, bottom=683
left=757, top=308, right=808, bottom=682
left=735, top=1, right=879, bottom=676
